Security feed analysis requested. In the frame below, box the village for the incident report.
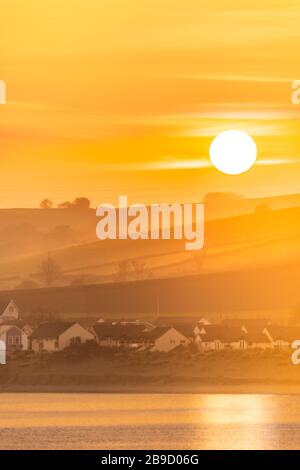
[0,299,299,360]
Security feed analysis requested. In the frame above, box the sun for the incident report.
[209,130,257,175]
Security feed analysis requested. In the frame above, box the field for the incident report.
[0,196,299,290]
[0,256,299,322]
[1,347,300,394]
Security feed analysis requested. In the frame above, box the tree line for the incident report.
[40,197,91,209]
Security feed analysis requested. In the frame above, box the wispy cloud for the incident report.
[94,156,300,172]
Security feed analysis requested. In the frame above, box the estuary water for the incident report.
[1,393,300,449]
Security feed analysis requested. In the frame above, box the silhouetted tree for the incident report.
[71,197,91,209]
[40,199,53,209]
[131,260,147,280]
[58,201,72,209]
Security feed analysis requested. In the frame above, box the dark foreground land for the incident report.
[1,345,300,394]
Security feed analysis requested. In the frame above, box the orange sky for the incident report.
[1,0,300,207]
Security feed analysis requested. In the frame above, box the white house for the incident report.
[195,325,248,352]
[0,300,19,323]
[0,325,27,351]
[93,321,151,348]
[263,326,300,350]
[31,322,94,353]
[148,327,190,353]
[97,318,155,330]
[244,329,273,349]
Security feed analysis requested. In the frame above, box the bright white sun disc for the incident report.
[209,130,257,175]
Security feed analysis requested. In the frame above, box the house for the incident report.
[92,322,150,348]
[93,322,190,352]
[264,326,300,350]
[31,322,94,352]
[97,318,155,330]
[221,319,273,350]
[0,300,19,323]
[244,329,273,349]
[195,325,248,352]
[146,327,190,353]
[0,300,32,349]
[1,322,32,350]
[0,325,25,351]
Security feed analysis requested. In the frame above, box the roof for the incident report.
[93,322,148,341]
[221,318,271,330]
[0,325,21,336]
[154,316,199,326]
[0,320,26,328]
[31,322,76,339]
[199,325,246,343]
[144,327,171,340]
[0,325,13,335]
[0,299,12,315]
[246,330,271,344]
[173,323,195,338]
[73,318,97,328]
[266,326,300,342]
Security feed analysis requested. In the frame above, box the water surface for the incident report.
[0,393,300,449]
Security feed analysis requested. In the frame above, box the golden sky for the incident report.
[1,0,300,207]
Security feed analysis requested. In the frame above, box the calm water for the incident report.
[1,393,300,449]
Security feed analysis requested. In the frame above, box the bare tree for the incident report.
[131,259,147,280]
[115,260,132,282]
[38,254,62,287]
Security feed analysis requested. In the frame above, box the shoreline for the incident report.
[2,381,300,394]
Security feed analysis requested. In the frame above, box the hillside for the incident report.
[0,192,299,261]
[0,257,300,320]
[0,205,299,289]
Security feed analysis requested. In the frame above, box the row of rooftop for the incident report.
[0,300,299,355]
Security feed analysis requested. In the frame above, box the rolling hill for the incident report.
[0,258,299,320]
[0,205,299,289]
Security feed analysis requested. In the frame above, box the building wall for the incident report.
[198,339,248,352]
[274,340,291,350]
[197,339,223,352]
[98,338,148,348]
[6,327,23,350]
[58,323,94,350]
[32,338,58,353]
[226,340,247,350]
[21,331,29,351]
[0,339,6,364]
[151,328,189,353]
[98,338,121,347]
[248,342,273,349]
